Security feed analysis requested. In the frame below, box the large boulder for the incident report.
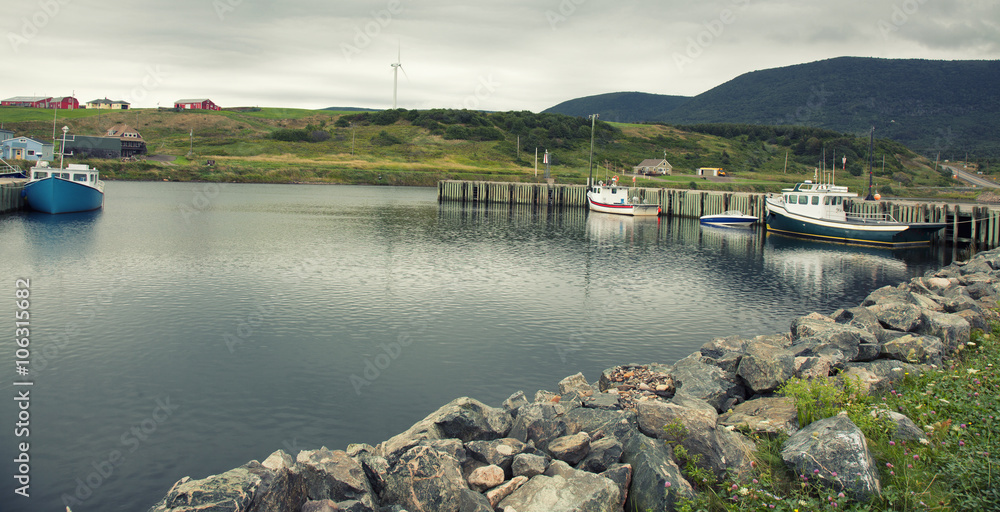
[577,436,624,473]
[866,302,923,332]
[637,395,754,480]
[621,433,693,512]
[254,450,307,512]
[781,414,881,502]
[791,313,876,362]
[564,407,639,444]
[465,437,527,476]
[380,445,469,512]
[559,372,596,398]
[148,463,270,512]
[498,469,621,512]
[917,310,970,353]
[718,397,798,436]
[547,432,592,465]
[508,402,576,451]
[736,341,795,394]
[832,306,887,343]
[880,333,945,366]
[670,353,745,411]
[840,360,925,395]
[346,444,388,498]
[377,397,512,463]
[294,448,376,510]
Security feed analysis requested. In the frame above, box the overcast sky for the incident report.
[4,0,998,112]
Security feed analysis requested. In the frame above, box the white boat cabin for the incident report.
[30,162,100,186]
[590,177,637,205]
[778,181,857,222]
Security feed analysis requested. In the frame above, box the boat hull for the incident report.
[587,197,660,216]
[765,199,944,248]
[23,177,104,214]
[700,214,756,227]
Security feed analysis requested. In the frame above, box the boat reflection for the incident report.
[585,211,660,247]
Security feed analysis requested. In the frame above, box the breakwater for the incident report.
[0,179,26,213]
[437,180,1000,249]
[146,241,999,512]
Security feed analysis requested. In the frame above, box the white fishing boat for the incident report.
[587,176,661,216]
[699,210,757,227]
[584,113,660,217]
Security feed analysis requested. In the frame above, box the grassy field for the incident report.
[0,106,977,199]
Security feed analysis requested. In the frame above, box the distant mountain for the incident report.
[544,57,1000,159]
[543,92,690,123]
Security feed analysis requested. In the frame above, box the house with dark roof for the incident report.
[0,129,13,142]
[62,135,122,159]
[86,98,130,110]
[174,98,221,111]
[105,123,147,157]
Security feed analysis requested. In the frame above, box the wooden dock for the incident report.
[0,178,26,213]
[438,180,1000,249]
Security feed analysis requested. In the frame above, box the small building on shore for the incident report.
[1,96,79,109]
[0,129,13,142]
[62,135,122,159]
[174,98,221,111]
[697,167,726,177]
[1,136,54,161]
[634,158,673,175]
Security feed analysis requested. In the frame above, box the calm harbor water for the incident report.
[0,182,955,511]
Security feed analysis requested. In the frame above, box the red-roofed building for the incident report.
[174,98,221,111]
[49,96,80,109]
[1,95,79,109]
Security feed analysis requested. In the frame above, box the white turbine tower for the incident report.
[390,45,407,109]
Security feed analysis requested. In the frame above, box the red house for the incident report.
[49,96,80,109]
[174,98,221,111]
[1,95,79,109]
[2,96,51,107]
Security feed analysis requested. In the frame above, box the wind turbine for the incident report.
[390,45,407,109]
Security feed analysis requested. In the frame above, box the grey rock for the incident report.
[790,312,837,340]
[381,445,469,512]
[855,343,881,362]
[254,450,307,512]
[457,488,494,512]
[621,432,693,512]
[917,310,970,353]
[862,285,910,306]
[301,500,340,512]
[543,460,576,478]
[718,396,799,436]
[781,414,881,501]
[345,444,388,498]
[498,470,621,512]
[599,463,632,511]
[840,360,925,395]
[419,439,467,465]
[295,448,375,509]
[465,437,527,476]
[881,333,945,366]
[503,390,529,415]
[547,432,591,465]
[670,353,745,411]
[794,355,834,380]
[564,407,639,444]
[966,281,1000,300]
[832,306,888,343]
[377,397,512,464]
[148,464,266,512]
[700,335,750,359]
[736,341,795,394]
[581,392,621,410]
[867,302,923,332]
[512,453,549,479]
[871,409,926,442]
[955,308,989,332]
[559,372,596,397]
[960,257,995,276]
[508,402,575,451]
[577,437,624,473]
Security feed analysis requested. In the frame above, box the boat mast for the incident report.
[587,113,598,188]
[864,126,875,200]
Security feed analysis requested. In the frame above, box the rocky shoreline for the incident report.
[146,248,1000,512]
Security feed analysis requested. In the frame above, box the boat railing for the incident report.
[846,211,898,224]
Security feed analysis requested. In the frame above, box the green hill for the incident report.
[543,92,690,123]
[544,57,1000,160]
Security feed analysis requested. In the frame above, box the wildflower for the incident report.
[739,487,750,496]
[908,464,913,469]
[914,454,920,460]
[919,438,930,445]
[889,440,895,446]
[731,484,738,491]
[814,469,820,474]
[968,368,979,374]
[838,492,845,498]
[753,479,759,484]
[890,470,895,475]
[886,462,894,468]
[664,481,671,488]
[831,471,838,477]
[959,440,965,446]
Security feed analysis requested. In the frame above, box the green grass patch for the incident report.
[672,327,999,511]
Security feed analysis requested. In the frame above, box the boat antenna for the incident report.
[864,126,875,200]
[588,113,598,188]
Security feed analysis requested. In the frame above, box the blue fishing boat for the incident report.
[764,180,945,248]
[22,161,104,214]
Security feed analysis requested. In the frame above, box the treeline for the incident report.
[332,108,619,156]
